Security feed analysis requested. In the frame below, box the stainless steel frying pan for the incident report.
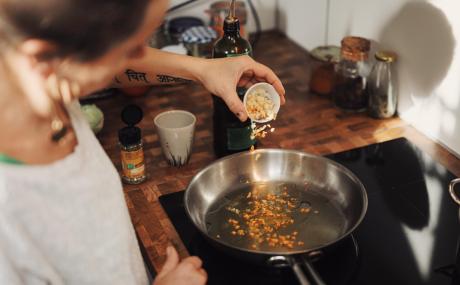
[184,149,368,285]
[450,179,460,206]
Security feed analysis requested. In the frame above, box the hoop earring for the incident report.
[46,75,80,143]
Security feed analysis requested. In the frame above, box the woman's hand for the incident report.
[153,246,207,285]
[197,55,285,122]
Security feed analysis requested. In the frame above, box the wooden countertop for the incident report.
[95,31,460,273]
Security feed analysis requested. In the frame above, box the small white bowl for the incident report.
[243,82,281,123]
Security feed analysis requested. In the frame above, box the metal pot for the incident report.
[449,178,460,284]
[450,178,460,207]
[184,149,368,285]
[450,178,460,223]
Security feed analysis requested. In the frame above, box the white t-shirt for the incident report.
[0,102,149,285]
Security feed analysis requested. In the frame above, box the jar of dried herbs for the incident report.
[333,36,371,112]
[368,51,398,119]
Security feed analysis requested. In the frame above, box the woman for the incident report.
[0,0,285,284]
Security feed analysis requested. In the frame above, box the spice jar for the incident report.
[310,46,340,95]
[333,36,371,112]
[368,51,398,119]
[118,105,146,185]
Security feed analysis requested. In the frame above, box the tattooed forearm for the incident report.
[125,69,149,83]
[113,71,191,87]
[156,75,191,84]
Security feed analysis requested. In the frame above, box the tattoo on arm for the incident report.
[114,76,121,84]
[156,75,191,84]
[125,69,149,83]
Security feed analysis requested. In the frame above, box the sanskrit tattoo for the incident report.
[125,69,149,83]
[156,75,191,84]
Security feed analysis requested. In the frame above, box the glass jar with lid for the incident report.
[333,36,371,112]
[310,46,341,96]
[368,51,398,119]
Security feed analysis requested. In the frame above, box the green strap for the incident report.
[0,153,23,165]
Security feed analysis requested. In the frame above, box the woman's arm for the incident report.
[113,47,285,122]
[112,48,203,87]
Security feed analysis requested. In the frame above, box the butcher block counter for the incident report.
[94,31,460,274]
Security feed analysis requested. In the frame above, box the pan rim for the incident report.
[184,148,369,256]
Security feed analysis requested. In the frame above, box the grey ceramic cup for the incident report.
[154,110,196,167]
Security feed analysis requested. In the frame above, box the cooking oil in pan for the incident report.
[205,182,347,253]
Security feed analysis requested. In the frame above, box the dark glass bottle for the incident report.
[212,4,255,158]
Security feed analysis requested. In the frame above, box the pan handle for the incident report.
[449,178,460,206]
[267,256,311,285]
[298,255,327,285]
[267,255,326,285]
[292,260,312,285]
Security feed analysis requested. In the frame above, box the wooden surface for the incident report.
[95,31,460,273]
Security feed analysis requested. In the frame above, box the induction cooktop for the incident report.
[159,138,460,285]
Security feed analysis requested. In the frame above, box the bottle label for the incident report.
[227,126,255,151]
[121,149,145,179]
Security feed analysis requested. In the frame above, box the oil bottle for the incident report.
[212,0,255,158]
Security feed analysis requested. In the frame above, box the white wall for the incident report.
[277,0,328,50]
[280,0,460,157]
[167,0,277,33]
[380,1,460,157]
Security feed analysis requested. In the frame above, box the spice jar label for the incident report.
[121,149,145,179]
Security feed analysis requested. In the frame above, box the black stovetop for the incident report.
[159,138,460,285]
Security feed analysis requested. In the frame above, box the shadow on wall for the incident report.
[378,1,455,113]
